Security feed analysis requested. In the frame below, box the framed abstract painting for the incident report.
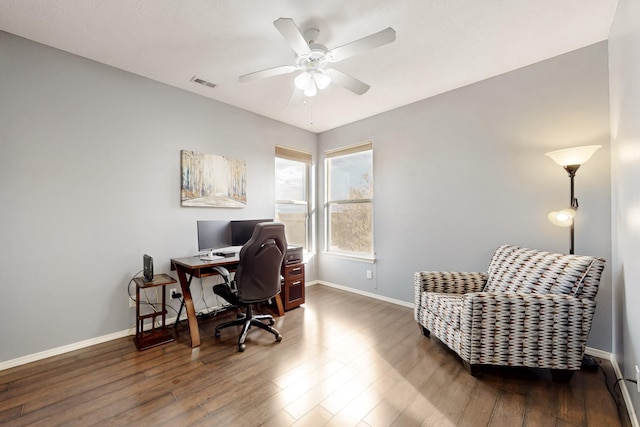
[181,150,247,207]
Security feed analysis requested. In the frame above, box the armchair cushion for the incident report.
[424,293,463,330]
[485,245,601,298]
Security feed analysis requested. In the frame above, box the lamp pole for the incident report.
[564,165,580,255]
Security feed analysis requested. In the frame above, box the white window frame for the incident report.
[324,141,374,260]
[275,145,312,251]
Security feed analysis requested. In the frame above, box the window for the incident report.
[275,146,312,250]
[325,141,373,257]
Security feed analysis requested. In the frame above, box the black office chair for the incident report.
[212,222,287,352]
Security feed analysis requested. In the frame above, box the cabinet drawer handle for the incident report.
[291,268,302,274]
[291,281,302,286]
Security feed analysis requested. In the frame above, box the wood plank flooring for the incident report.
[0,285,628,426]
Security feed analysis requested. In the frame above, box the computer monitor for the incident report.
[197,220,231,252]
[230,219,272,246]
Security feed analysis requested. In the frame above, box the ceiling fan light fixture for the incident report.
[314,71,331,90]
[304,78,317,97]
[294,72,311,90]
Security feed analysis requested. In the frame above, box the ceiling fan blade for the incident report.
[327,27,396,63]
[239,65,298,83]
[287,87,305,106]
[326,69,370,95]
[273,18,311,56]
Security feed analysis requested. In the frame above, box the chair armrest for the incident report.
[414,271,487,295]
[458,292,597,368]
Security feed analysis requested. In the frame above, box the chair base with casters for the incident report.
[213,282,282,352]
[214,303,282,352]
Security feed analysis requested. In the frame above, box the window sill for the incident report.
[322,252,376,264]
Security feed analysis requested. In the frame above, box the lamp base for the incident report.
[581,354,599,371]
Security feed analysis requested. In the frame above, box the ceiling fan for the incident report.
[239,18,396,97]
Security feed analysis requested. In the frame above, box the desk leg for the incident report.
[175,265,201,348]
[274,294,284,317]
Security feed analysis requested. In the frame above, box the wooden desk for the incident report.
[171,256,284,348]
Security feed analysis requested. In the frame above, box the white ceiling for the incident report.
[0,0,618,133]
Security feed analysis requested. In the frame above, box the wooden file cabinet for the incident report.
[281,263,305,311]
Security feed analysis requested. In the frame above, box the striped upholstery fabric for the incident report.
[485,245,602,298]
[414,245,606,372]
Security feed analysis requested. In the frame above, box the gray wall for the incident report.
[609,0,640,416]
[317,42,613,351]
[0,32,316,363]
[0,30,615,364]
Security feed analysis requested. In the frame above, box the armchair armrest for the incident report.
[458,292,597,369]
[414,272,488,323]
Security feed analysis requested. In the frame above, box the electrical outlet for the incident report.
[635,365,639,392]
[366,270,373,279]
[170,288,178,298]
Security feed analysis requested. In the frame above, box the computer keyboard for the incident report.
[198,245,243,261]
[200,254,223,261]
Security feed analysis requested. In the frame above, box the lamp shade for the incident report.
[545,145,601,167]
[548,208,576,227]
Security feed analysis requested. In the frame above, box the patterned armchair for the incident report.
[414,245,606,380]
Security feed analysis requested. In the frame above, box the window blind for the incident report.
[325,141,372,159]
[275,145,312,164]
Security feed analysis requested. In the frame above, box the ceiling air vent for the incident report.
[190,76,217,89]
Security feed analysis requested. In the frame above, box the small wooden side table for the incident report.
[134,273,176,350]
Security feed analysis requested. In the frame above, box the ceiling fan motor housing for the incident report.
[297,46,329,71]
[303,28,320,44]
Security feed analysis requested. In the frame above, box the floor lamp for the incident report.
[546,144,601,369]
[545,145,601,255]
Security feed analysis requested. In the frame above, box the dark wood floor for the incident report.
[0,285,627,426]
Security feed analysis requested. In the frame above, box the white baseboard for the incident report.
[585,346,612,359]
[590,348,640,427]
[0,330,131,371]
[0,301,239,372]
[309,280,414,309]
